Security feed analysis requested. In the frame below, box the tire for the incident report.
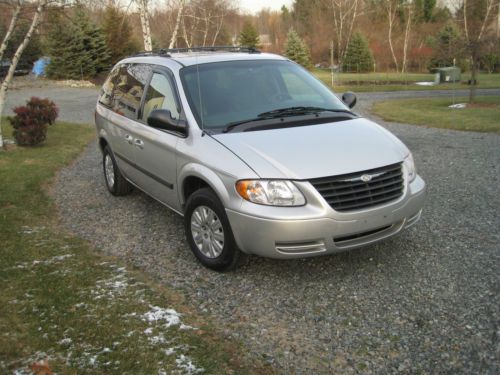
[102,145,132,196]
[184,187,242,271]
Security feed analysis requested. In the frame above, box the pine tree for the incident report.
[102,5,139,64]
[284,29,311,69]
[342,32,374,73]
[239,21,260,49]
[46,10,111,80]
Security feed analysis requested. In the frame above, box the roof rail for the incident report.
[132,46,260,58]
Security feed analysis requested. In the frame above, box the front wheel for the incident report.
[184,188,242,271]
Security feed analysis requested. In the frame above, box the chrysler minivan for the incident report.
[95,47,426,271]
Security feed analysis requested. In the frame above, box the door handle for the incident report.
[125,134,133,144]
[134,139,144,149]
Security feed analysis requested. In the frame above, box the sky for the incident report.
[239,0,293,14]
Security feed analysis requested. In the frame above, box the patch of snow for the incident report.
[449,103,467,109]
[175,355,204,374]
[164,348,176,356]
[415,81,436,86]
[144,327,153,335]
[148,335,167,345]
[142,306,181,328]
[59,338,72,346]
[32,254,74,266]
[89,355,98,366]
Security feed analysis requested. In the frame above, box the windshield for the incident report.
[180,60,348,130]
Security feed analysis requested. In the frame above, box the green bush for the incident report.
[9,97,59,146]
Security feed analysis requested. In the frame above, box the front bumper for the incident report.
[226,175,426,259]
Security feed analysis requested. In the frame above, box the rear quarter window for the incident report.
[98,66,119,107]
[110,64,151,119]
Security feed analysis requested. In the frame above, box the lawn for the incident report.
[0,122,271,374]
[312,69,500,93]
[371,96,500,133]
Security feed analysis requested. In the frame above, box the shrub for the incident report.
[9,97,59,146]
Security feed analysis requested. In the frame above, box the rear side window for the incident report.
[98,66,119,107]
[141,72,180,122]
[110,64,151,119]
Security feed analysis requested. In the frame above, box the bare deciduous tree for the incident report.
[385,0,400,72]
[169,0,186,48]
[401,2,414,73]
[136,0,152,51]
[455,0,499,102]
[0,0,22,63]
[0,0,48,149]
[324,0,360,66]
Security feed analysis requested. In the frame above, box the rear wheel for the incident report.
[103,145,132,196]
[184,188,241,271]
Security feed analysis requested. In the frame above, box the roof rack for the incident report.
[132,46,261,58]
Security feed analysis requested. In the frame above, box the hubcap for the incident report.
[104,154,115,188]
[190,206,224,258]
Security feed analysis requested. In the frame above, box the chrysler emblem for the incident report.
[360,174,372,182]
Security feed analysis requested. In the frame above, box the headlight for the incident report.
[236,180,306,206]
[403,153,416,182]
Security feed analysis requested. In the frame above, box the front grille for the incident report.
[309,163,404,212]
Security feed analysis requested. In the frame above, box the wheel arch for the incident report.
[178,163,232,209]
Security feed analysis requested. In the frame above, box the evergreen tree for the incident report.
[102,4,139,64]
[423,0,436,22]
[284,28,311,68]
[239,21,260,49]
[342,32,374,72]
[428,22,463,69]
[46,10,111,80]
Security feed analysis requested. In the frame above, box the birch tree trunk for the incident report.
[401,4,413,74]
[386,0,399,72]
[169,0,185,49]
[0,0,46,149]
[0,1,22,63]
[137,0,152,51]
[328,0,359,68]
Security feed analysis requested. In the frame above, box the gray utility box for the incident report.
[436,67,461,83]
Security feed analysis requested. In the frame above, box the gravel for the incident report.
[51,89,500,374]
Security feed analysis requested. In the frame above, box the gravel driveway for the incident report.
[49,86,499,374]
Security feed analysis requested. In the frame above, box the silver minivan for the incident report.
[95,47,426,271]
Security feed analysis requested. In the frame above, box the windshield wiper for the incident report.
[258,106,353,118]
[222,107,355,133]
[222,117,271,133]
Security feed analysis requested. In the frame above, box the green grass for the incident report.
[0,122,271,374]
[312,69,500,92]
[371,96,500,133]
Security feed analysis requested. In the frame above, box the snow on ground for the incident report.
[5,260,204,374]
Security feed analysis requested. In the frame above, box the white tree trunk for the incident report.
[0,1,22,63]
[402,5,412,74]
[138,0,152,51]
[0,0,46,149]
[169,0,185,49]
[386,0,399,72]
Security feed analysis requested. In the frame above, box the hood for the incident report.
[212,117,408,179]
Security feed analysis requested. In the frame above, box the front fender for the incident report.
[177,163,235,209]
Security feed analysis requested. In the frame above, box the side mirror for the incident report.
[147,109,187,135]
[342,92,357,109]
